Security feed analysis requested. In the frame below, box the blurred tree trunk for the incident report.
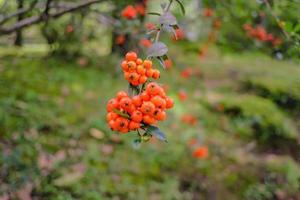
[14,0,24,46]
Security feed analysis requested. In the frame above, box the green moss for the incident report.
[219,95,298,142]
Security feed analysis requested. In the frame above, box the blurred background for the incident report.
[0,0,300,199]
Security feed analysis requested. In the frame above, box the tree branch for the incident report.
[0,0,105,35]
[0,0,38,25]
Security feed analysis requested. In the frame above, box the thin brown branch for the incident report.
[0,0,105,35]
[0,0,38,25]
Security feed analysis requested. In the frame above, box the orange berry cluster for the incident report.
[121,52,160,86]
[106,82,174,133]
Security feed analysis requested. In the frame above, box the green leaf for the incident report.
[113,109,130,119]
[148,12,161,16]
[175,0,185,15]
[147,125,168,142]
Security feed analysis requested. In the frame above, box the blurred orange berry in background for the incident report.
[181,114,197,126]
[203,8,214,17]
[164,59,172,69]
[122,5,137,20]
[66,25,74,33]
[115,35,126,45]
[193,146,209,159]
[139,38,152,48]
[135,4,146,16]
[145,22,156,30]
[178,90,187,102]
[172,28,185,41]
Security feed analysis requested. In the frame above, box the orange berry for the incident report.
[127,104,136,114]
[119,97,132,111]
[164,59,172,69]
[139,75,147,84]
[131,81,140,86]
[119,128,129,133]
[132,95,142,107]
[117,91,128,100]
[140,92,150,101]
[131,110,143,122]
[137,65,146,75]
[129,121,140,130]
[108,120,117,130]
[143,60,152,69]
[107,112,118,121]
[146,82,160,96]
[141,101,155,115]
[124,72,130,81]
[153,109,166,121]
[136,58,143,65]
[107,98,119,112]
[127,61,137,72]
[165,97,174,109]
[125,51,137,61]
[152,69,160,79]
[143,115,156,124]
[128,72,139,82]
[146,69,154,77]
[151,95,166,109]
[158,87,166,98]
[115,117,129,130]
[121,61,128,71]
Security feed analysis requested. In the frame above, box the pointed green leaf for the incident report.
[175,0,185,15]
[147,125,168,142]
[148,12,161,16]
[113,109,130,119]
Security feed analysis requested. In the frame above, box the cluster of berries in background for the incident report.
[121,52,160,86]
[106,52,174,134]
[121,1,147,20]
[243,24,282,47]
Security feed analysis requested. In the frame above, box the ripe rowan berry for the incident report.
[128,72,139,83]
[143,60,152,69]
[137,65,146,75]
[143,115,156,125]
[165,97,174,109]
[115,117,129,130]
[139,75,147,84]
[117,91,128,100]
[131,110,143,122]
[132,95,142,107]
[151,95,166,109]
[109,120,117,130]
[107,112,118,121]
[152,69,160,79]
[141,101,155,115]
[119,97,132,111]
[146,82,160,96]
[125,51,137,61]
[146,69,154,77]
[127,61,137,72]
[136,58,143,65]
[153,109,166,121]
[121,61,128,71]
[107,98,119,112]
[140,92,150,101]
[129,121,140,130]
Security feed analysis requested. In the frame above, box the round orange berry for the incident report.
[152,69,160,79]
[125,52,137,61]
[139,75,147,84]
[107,98,119,112]
[137,65,146,75]
[154,110,166,121]
[141,101,155,115]
[127,61,137,72]
[128,72,139,82]
[146,69,154,77]
[119,97,132,111]
[143,115,156,124]
[151,95,166,109]
[136,58,143,65]
[107,112,118,121]
[129,121,140,130]
[143,60,152,69]
[131,110,143,122]
[121,61,128,71]
[115,117,129,130]
[165,97,174,109]
[146,82,160,96]
[117,91,128,100]
[132,95,142,107]
[140,92,150,101]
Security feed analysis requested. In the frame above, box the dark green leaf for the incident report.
[175,0,185,15]
[148,12,161,16]
[113,109,130,119]
[147,125,168,142]
[128,84,140,96]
